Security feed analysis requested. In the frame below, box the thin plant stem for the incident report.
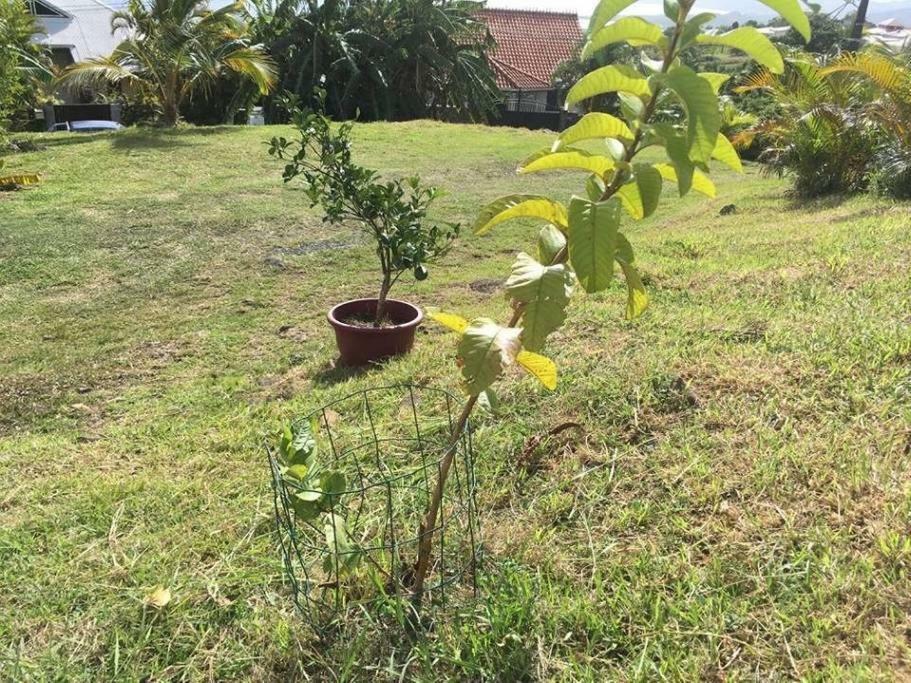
[409,5,692,609]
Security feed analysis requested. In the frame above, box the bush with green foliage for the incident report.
[738,49,911,198]
[251,0,499,123]
[268,89,459,325]
[0,0,45,135]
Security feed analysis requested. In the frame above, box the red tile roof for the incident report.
[477,8,584,91]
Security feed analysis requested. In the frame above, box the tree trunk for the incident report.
[374,275,391,327]
[851,0,870,48]
[410,397,476,610]
[161,101,179,127]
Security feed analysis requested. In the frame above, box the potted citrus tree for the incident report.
[269,89,459,367]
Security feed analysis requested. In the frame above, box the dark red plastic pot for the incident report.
[327,298,423,367]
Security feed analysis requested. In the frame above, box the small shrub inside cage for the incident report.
[268,385,481,629]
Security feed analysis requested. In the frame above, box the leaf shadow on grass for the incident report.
[109,132,199,152]
[783,193,853,213]
[310,360,376,387]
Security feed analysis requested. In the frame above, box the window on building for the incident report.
[27,0,66,17]
[50,47,74,69]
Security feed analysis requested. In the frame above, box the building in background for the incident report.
[477,8,583,115]
[866,18,911,50]
[26,0,124,70]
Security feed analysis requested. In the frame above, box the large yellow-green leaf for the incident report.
[519,149,616,179]
[654,164,716,198]
[473,195,568,235]
[712,133,743,172]
[588,0,637,34]
[565,65,651,108]
[756,0,811,41]
[583,17,666,58]
[662,65,721,164]
[567,197,621,294]
[617,260,649,319]
[699,72,731,94]
[652,124,696,196]
[537,225,567,264]
[506,252,574,352]
[516,351,558,391]
[428,310,469,334]
[556,113,633,149]
[616,164,664,219]
[696,28,785,74]
[457,319,522,396]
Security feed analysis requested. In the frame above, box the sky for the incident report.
[485,0,910,21]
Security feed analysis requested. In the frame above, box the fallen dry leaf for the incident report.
[144,586,171,609]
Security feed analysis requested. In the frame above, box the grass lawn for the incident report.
[1,122,910,681]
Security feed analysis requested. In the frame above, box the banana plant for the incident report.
[411,0,811,607]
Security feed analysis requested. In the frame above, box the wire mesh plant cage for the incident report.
[267,384,481,630]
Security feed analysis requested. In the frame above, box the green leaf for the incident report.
[290,494,322,521]
[323,513,361,574]
[616,164,663,219]
[699,72,731,94]
[477,388,500,414]
[605,138,627,161]
[652,125,696,196]
[618,92,645,123]
[537,224,567,264]
[519,149,617,179]
[565,65,651,108]
[616,232,635,264]
[755,0,811,41]
[285,464,310,481]
[586,174,607,202]
[712,133,743,172]
[696,28,785,74]
[457,319,522,396]
[567,197,622,294]
[557,113,634,148]
[506,252,574,352]
[663,0,680,22]
[655,164,716,198]
[617,260,649,319]
[679,13,718,47]
[661,65,722,164]
[321,471,346,503]
[588,0,637,33]
[295,487,323,503]
[279,419,317,468]
[474,195,568,235]
[583,17,666,59]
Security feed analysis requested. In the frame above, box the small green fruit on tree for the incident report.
[413,0,810,605]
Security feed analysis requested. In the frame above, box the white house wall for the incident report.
[32,0,126,61]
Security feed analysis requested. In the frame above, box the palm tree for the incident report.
[251,0,498,123]
[736,49,911,196]
[58,0,276,126]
